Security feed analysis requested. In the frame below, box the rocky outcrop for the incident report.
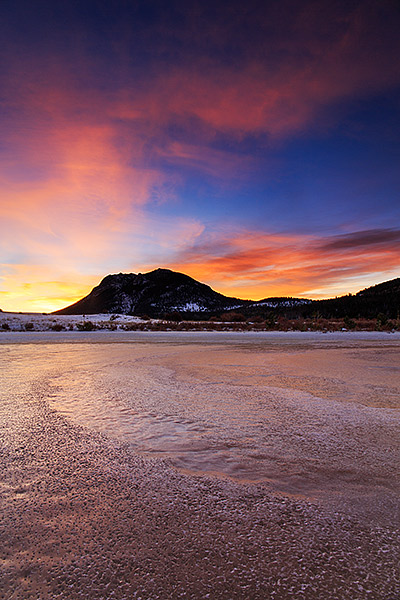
[53,269,248,316]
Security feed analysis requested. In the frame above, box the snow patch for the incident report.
[171,302,208,312]
[251,299,312,308]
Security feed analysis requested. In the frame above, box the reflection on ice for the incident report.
[1,331,400,600]
[34,332,400,517]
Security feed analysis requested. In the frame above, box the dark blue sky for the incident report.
[0,0,399,310]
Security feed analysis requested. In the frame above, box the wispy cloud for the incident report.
[0,1,399,309]
[161,227,400,299]
[320,229,400,251]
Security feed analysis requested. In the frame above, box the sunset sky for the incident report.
[1,0,400,312]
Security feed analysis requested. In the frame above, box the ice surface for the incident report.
[0,332,399,599]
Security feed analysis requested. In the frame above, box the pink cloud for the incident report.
[1,0,399,311]
[161,228,400,299]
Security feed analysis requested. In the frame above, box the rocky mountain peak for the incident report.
[54,269,245,316]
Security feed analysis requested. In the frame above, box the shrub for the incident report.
[277,316,291,330]
[1,322,10,330]
[163,311,182,322]
[249,315,265,323]
[343,316,356,330]
[376,313,388,328]
[123,323,139,331]
[221,312,246,322]
[77,321,96,331]
[264,313,276,329]
[24,322,34,331]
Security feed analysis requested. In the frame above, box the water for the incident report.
[1,331,400,519]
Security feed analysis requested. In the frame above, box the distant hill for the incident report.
[306,277,400,319]
[53,269,248,316]
[357,277,400,298]
[54,270,400,319]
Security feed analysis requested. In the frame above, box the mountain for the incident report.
[244,278,400,320]
[53,270,400,319]
[53,269,248,316]
[356,277,400,299]
[305,277,400,319]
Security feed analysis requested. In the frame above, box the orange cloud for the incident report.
[1,0,399,311]
[161,228,400,300]
[0,94,205,311]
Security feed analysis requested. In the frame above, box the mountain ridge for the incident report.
[53,268,247,317]
[52,269,400,319]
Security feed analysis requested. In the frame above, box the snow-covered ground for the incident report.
[0,311,144,331]
[1,311,399,337]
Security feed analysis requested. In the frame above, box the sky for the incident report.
[1,0,400,312]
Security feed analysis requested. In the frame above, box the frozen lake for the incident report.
[1,331,400,599]
[2,331,399,523]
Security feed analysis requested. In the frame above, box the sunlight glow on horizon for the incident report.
[1,1,399,312]
[1,259,399,313]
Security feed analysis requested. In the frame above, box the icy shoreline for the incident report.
[2,369,399,599]
[1,333,399,599]
[1,327,400,345]
[1,311,399,336]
